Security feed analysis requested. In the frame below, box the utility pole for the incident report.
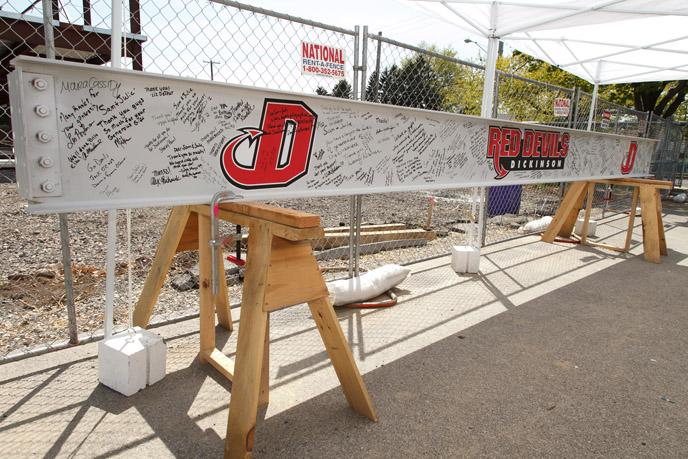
[203,59,221,81]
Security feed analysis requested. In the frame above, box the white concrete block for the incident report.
[98,327,166,396]
[451,245,480,273]
[575,218,597,237]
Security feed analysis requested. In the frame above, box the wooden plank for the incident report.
[207,349,235,381]
[586,241,627,253]
[133,206,191,328]
[639,186,661,264]
[226,221,272,458]
[198,212,216,361]
[624,187,640,252]
[308,296,377,422]
[221,201,320,228]
[214,242,233,331]
[593,178,672,189]
[313,228,436,250]
[176,215,199,252]
[324,223,406,234]
[579,182,595,245]
[191,205,324,241]
[264,237,329,311]
[259,314,270,408]
[542,181,588,242]
[656,190,668,256]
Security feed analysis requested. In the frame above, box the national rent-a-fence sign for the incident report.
[300,41,345,79]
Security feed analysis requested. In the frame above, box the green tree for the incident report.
[423,45,483,115]
[314,80,352,98]
[630,81,688,118]
[508,51,592,92]
[364,56,444,110]
[509,51,687,119]
[365,70,380,102]
[331,79,352,98]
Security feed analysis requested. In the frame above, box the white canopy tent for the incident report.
[408,0,688,125]
[406,0,687,245]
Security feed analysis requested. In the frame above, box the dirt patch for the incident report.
[0,183,563,356]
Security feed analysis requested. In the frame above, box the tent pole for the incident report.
[104,0,123,339]
[586,61,602,131]
[480,37,499,118]
[111,0,122,68]
[586,81,599,131]
[477,3,499,248]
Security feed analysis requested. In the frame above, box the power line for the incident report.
[203,59,221,81]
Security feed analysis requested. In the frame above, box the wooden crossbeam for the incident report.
[593,178,672,189]
[190,205,324,242]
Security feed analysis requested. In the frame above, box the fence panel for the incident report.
[0,0,363,360]
[575,90,651,138]
[482,73,576,245]
[0,0,679,362]
[349,33,485,269]
[494,71,575,127]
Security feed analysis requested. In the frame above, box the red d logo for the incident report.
[220,99,317,189]
[621,141,637,175]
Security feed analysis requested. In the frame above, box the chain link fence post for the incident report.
[480,71,501,247]
[353,26,369,277]
[348,25,361,278]
[42,0,79,345]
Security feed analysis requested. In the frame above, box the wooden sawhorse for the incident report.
[541,178,671,263]
[133,202,377,458]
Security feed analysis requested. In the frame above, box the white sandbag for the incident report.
[327,264,411,306]
[574,218,597,237]
[520,216,552,233]
[451,245,480,273]
[672,192,687,203]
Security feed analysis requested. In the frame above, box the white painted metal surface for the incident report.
[9,57,655,213]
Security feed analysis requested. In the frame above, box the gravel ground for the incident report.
[0,183,566,356]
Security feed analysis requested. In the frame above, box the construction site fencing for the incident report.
[0,0,680,362]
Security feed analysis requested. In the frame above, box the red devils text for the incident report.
[220,99,317,189]
[620,141,637,174]
[487,126,570,179]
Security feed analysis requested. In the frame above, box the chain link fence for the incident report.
[0,0,682,361]
[482,72,575,245]
[350,32,484,270]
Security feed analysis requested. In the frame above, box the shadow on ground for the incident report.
[1,215,687,458]
[252,249,688,457]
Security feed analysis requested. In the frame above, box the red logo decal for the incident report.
[487,126,570,179]
[621,141,637,175]
[220,99,317,189]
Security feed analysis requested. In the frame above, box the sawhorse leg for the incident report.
[224,223,376,458]
[133,206,191,327]
[308,296,377,421]
[134,206,232,330]
[542,181,589,242]
[623,187,640,252]
[579,182,596,245]
[639,186,667,263]
[226,221,272,457]
[656,190,668,256]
